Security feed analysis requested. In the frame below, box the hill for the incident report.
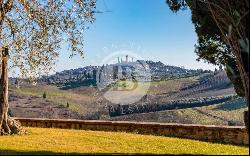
[8,60,247,126]
[8,69,247,126]
[35,60,210,88]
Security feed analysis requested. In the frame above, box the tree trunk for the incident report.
[241,67,249,133]
[231,38,249,133]
[206,1,249,132]
[0,47,24,135]
[244,110,249,133]
[241,69,249,133]
[0,48,11,134]
[239,61,249,133]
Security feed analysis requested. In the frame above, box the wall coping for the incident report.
[14,117,246,130]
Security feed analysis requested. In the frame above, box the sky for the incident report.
[55,0,216,72]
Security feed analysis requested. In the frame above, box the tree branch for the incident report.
[18,0,34,18]
[18,0,46,29]
[5,17,15,39]
[3,0,13,13]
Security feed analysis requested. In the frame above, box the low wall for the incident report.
[15,118,249,145]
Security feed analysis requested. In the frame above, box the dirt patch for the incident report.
[9,90,84,120]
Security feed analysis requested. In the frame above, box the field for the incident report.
[9,85,98,119]
[8,72,247,126]
[111,97,247,125]
[0,127,248,155]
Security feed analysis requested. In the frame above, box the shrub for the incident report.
[43,92,47,98]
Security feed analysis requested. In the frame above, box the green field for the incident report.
[0,127,248,155]
[110,97,247,125]
[175,97,247,125]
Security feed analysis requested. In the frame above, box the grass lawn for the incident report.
[0,128,248,155]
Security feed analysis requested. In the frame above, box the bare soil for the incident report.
[9,90,84,119]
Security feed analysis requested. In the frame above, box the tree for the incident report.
[43,92,47,99]
[0,0,96,135]
[14,77,19,88]
[166,0,249,130]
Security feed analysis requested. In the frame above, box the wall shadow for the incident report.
[0,150,201,155]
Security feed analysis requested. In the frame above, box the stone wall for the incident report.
[15,118,249,145]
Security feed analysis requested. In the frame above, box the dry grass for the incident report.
[148,77,198,95]
[11,85,96,114]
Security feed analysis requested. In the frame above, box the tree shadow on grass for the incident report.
[0,150,203,155]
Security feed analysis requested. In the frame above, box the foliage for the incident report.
[225,60,245,97]
[0,0,96,80]
[59,79,97,90]
[42,91,46,99]
[165,0,249,97]
[109,95,237,117]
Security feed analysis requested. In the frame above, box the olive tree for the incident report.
[0,0,96,135]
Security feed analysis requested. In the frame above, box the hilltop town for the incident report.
[37,57,212,87]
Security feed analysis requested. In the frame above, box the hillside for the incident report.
[8,65,247,126]
[110,97,247,126]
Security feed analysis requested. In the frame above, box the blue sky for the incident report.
[55,0,216,72]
